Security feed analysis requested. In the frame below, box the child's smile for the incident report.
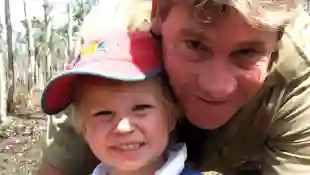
[109,141,147,160]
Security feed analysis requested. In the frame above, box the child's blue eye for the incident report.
[93,110,114,117]
[132,104,154,111]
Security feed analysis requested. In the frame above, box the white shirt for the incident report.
[92,143,187,175]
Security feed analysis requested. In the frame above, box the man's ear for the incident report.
[150,0,163,35]
[151,17,162,35]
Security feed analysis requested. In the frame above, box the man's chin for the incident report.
[182,98,237,129]
[186,111,232,130]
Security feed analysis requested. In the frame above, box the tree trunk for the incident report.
[0,52,7,123]
[43,0,52,81]
[0,11,6,123]
[37,53,45,89]
[305,0,310,12]
[5,0,15,114]
[24,0,36,90]
[90,0,99,8]
[66,2,73,66]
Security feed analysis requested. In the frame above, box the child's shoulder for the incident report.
[180,168,204,175]
[92,162,109,175]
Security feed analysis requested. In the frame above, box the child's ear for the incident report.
[169,119,176,132]
[168,103,183,132]
[169,114,180,132]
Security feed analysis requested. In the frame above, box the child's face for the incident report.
[75,78,173,171]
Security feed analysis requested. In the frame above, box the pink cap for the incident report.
[41,28,161,114]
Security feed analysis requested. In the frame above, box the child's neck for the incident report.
[109,156,165,175]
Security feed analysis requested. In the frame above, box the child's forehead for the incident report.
[72,78,162,109]
[75,76,122,87]
[73,77,158,96]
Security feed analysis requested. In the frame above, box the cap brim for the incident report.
[41,59,161,115]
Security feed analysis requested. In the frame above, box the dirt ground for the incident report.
[0,113,46,175]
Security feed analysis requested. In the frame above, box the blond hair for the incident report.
[71,75,180,135]
[154,0,302,31]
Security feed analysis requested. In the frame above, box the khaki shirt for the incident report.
[42,9,310,175]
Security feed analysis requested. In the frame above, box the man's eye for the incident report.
[233,48,258,58]
[185,40,204,50]
[93,110,115,117]
[231,48,263,68]
[132,104,154,112]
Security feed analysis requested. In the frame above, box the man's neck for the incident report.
[109,156,164,175]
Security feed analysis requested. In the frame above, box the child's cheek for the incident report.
[84,122,110,162]
[84,120,109,142]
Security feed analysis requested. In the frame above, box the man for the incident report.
[38,0,310,174]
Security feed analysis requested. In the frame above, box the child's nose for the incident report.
[114,118,134,134]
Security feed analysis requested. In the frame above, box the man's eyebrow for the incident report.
[177,27,209,39]
[177,28,268,49]
[235,41,266,49]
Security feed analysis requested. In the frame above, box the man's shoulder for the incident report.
[275,10,310,82]
[265,10,310,120]
[260,10,310,118]
[284,10,310,57]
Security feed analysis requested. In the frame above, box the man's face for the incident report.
[160,4,278,129]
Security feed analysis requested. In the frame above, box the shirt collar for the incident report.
[156,143,187,175]
[92,143,187,175]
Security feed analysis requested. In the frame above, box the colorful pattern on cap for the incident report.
[81,41,106,57]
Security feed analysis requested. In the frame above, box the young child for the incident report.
[40,6,203,175]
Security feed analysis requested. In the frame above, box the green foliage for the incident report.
[19,0,93,61]
[72,0,92,26]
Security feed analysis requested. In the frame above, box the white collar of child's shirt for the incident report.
[92,143,187,175]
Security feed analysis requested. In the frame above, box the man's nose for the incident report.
[113,118,134,134]
[198,62,237,99]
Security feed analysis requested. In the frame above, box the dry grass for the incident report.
[0,85,46,175]
[0,114,46,175]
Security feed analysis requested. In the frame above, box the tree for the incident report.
[66,2,73,65]
[72,0,92,32]
[0,12,7,122]
[19,0,92,83]
[21,16,68,76]
[89,0,99,6]
[24,0,36,90]
[43,0,52,82]
[5,0,15,114]
[21,16,48,88]
[305,0,310,12]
